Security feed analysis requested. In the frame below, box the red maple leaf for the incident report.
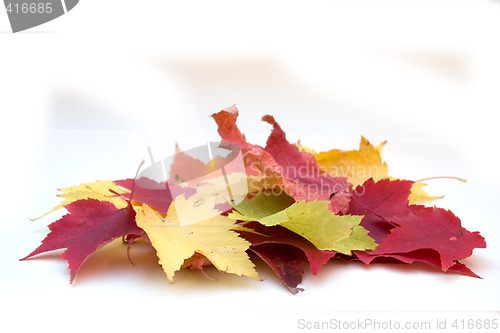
[114,178,195,215]
[365,249,482,278]
[21,199,144,283]
[167,143,212,184]
[262,115,350,212]
[369,206,486,271]
[348,179,486,276]
[250,243,306,294]
[211,106,350,213]
[211,105,256,150]
[237,222,337,293]
[348,178,413,243]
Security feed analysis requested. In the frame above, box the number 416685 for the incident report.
[6,2,53,14]
[452,319,498,330]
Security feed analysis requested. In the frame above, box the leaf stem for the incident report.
[415,176,467,183]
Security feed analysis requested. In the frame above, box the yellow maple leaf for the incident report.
[135,195,260,283]
[408,181,444,205]
[33,180,129,220]
[314,136,389,186]
[387,177,443,205]
[302,138,450,205]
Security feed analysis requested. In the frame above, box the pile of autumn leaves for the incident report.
[22,106,486,293]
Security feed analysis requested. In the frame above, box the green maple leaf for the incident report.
[333,216,378,254]
[229,191,376,253]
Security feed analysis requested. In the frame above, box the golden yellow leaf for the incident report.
[314,136,389,186]
[135,195,260,283]
[34,180,129,220]
[246,175,280,195]
[297,140,318,155]
[408,181,443,205]
[387,177,443,205]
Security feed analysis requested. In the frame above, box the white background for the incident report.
[1,1,499,332]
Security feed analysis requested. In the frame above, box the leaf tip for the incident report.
[289,286,305,295]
